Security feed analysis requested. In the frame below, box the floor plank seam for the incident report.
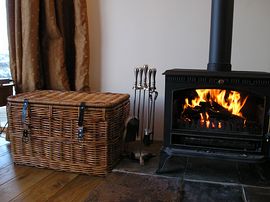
[0,161,14,170]
[47,173,80,200]
[10,170,56,201]
[0,151,9,157]
[0,176,17,187]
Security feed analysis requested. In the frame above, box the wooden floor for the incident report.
[0,137,105,202]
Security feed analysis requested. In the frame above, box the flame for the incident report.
[200,112,211,128]
[200,112,223,129]
[183,89,248,128]
[184,89,248,118]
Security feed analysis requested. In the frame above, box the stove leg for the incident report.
[156,148,172,174]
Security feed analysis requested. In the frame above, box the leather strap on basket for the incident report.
[22,99,30,143]
[78,102,86,140]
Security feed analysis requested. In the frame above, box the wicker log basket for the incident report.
[7,90,130,176]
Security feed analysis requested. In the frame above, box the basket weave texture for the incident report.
[7,90,130,176]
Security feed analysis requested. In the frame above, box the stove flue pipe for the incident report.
[207,0,234,72]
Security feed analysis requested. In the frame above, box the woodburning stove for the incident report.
[158,0,270,172]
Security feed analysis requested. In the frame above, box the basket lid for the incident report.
[7,90,130,108]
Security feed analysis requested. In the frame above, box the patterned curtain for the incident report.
[6,0,90,93]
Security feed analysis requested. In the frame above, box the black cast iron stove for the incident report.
[157,0,270,173]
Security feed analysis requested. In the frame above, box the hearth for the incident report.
[157,0,270,172]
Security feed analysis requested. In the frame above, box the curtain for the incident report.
[6,0,90,93]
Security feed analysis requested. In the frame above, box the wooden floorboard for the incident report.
[0,164,30,187]
[0,151,13,170]
[0,143,10,157]
[48,175,104,202]
[0,137,9,146]
[0,138,105,201]
[0,166,54,201]
[12,171,78,201]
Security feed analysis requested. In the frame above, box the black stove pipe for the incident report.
[207,0,234,71]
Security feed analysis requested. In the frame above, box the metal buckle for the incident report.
[78,126,84,141]
[78,102,86,141]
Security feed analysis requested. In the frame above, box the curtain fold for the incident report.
[74,0,90,91]
[6,0,90,93]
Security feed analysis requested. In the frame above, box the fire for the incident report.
[199,112,222,128]
[200,112,210,128]
[183,89,248,128]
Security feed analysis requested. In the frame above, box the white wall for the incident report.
[87,0,270,140]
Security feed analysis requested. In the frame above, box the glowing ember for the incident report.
[200,112,211,128]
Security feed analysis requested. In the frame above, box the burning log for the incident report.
[181,99,246,129]
[181,106,202,119]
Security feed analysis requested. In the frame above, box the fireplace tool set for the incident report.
[125,65,158,165]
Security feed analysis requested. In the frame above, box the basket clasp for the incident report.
[22,99,30,143]
[78,102,86,141]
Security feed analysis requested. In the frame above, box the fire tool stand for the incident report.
[124,65,158,165]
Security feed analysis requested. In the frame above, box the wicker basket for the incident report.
[7,90,130,176]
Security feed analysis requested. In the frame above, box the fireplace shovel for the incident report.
[125,68,140,142]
